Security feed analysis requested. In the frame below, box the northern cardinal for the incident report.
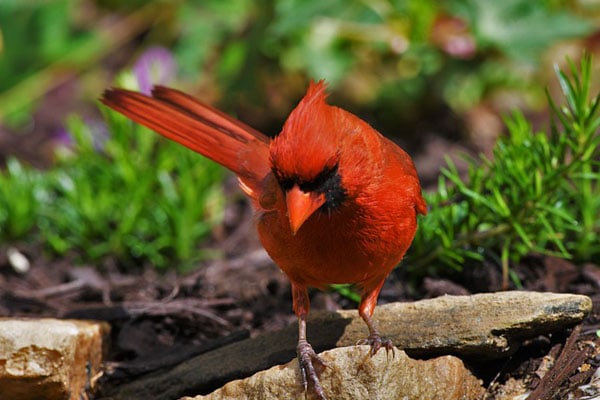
[101,81,426,399]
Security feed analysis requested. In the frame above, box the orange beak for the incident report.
[286,185,326,235]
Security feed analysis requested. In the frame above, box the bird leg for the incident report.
[292,283,328,399]
[357,280,394,356]
[357,310,394,356]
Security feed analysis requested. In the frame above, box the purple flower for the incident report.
[52,126,74,149]
[133,46,177,95]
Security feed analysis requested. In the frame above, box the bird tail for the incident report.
[100,86,271,198]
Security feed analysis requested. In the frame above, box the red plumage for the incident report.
[101,80,426,399]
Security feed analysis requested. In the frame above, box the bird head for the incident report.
[269,81,353,235]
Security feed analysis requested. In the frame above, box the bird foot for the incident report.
[297,340,328,400]
[357,333,394,356]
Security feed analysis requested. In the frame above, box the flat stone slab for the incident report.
[183,346,485,400]
[335,291,592,358]
[101,291,591,400]
[0,318,110,400]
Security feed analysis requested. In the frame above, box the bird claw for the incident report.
[297,340,328,400]
[357,333,394,357]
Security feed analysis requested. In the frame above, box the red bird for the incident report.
[101,81,426,399]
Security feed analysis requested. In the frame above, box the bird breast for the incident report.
[256,192,418,289]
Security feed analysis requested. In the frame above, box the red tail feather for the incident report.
[101,87,271,197]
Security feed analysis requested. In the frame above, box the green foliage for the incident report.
[236,0,589,110]
[0,110,225,271]
[117,0,592,117]
[0,0,594,129]
[175,0,256,80]
[406,55,600,284]
[266,0,392,84]
[0,0,82,91]
[450,0,591,61]
[0,0,99,124]
[0,159,45,241]
[435,0,592,113]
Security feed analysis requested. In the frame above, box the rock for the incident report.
[334,291,592,358]
[491,377,529,400]
[101,291,590,400]
[0,318,110,400]
[182,346,484,400]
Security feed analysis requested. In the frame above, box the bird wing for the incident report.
[385,137,428,216]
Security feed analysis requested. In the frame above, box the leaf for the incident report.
[457,0,592,61]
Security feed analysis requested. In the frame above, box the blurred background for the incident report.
[2,0,599,162]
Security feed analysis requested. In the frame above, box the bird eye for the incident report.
[299,164,338,193]
[273,168,295,191]
[272,163,340,195]
[279,179,295,191]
